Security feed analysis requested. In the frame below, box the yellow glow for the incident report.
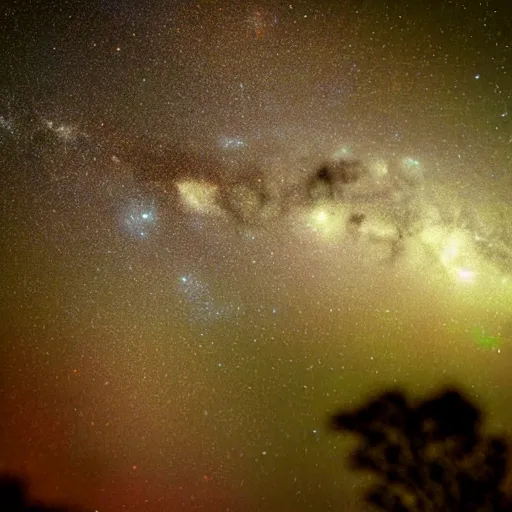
[176,180,222,215]
[314,210,328,224]
[456,267,476,283]
[306,206,347,239]
[420,228,482,284]
[440,240,459,265]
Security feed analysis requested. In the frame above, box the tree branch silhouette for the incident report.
[329,388,511,511]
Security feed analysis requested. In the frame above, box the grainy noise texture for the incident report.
[0,1,511,511]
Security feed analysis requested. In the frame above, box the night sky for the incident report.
[0,1,511,511]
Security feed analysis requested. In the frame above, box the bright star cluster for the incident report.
[121,197,158,238]
[178,273,241,324]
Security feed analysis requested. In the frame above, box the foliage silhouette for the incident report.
[0,474,76,512]
[329,388,511,511]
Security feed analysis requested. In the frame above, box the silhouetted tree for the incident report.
[0,474,75,512]
[329,388,511,511]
